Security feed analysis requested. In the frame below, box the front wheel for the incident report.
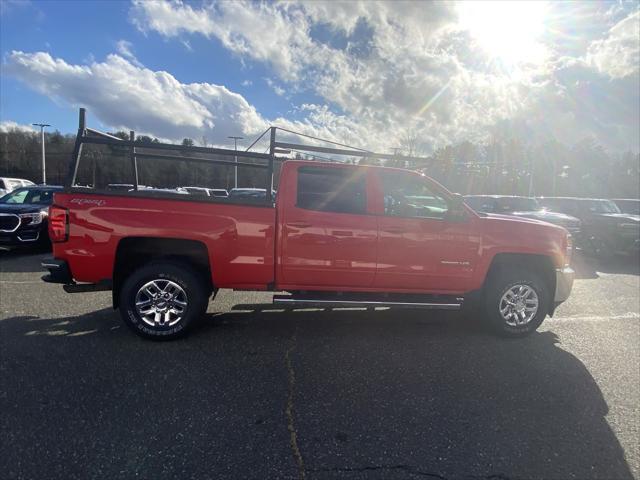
[119,262,208,340]
[484,268,550,337]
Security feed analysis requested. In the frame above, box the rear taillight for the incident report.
[48,205,68,242]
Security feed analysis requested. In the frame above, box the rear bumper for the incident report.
[41,257,112,293]
[41,257,73,284]
[555,267,574,303]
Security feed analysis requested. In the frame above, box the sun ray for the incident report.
[416,78,453,117]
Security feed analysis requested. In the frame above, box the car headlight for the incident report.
[19,211,45,226]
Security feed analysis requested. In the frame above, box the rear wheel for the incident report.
[119,262,208,340]
[484,268,549,337]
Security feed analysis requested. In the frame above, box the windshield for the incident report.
[495,197,540,212]
[583,200,621,214]
[615,201,640,215]
[0,188,56,205]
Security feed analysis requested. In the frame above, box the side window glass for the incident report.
[380,172,449,219]
[476,200,494,212]
[5,190,27,204]
[297,167,367,214]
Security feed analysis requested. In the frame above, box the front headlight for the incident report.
[19,211,44,226]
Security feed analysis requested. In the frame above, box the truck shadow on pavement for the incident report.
[0,308,633,480]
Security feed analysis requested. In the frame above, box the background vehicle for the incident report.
[228,187,276,200]
[612,199,640,216]
[0,185,62,249]
[464,195,582,239]
[136,187,189,195]
[42,110,574,340]
[107,183,136,191]
[537,197,639,257]
[207,188,229,198]
[182,187,210,196]
[0,177,34,198]
[181,187,230,198]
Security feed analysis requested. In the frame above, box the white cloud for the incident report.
[130,0,321,82]
[4,50,270,144]
[4,1,639,154]
[3,50,371,150]
[587,10,640,79]
[115,39,143,68]
[127,0,639,153]
[0,121,37,133]
[265,78,286,97]
[127,0,537,151]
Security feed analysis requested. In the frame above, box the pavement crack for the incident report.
[285,327,306,480]
[308,464,447,479]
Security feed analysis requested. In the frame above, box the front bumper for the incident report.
[0,227,43,248]
[555,266,575,303]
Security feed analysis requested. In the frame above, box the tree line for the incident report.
[1,127,638,199]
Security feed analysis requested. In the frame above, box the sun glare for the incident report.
[457,1,548,67]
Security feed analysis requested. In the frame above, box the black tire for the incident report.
[585,235,614,260]
[483,268,550,337]
[118,262,208,340]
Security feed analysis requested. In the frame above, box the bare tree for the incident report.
[401,130,421,157]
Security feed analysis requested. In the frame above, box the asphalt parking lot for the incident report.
[1,251,639,480]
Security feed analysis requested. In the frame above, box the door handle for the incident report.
[382,227,405,234]
[288,221,311,228]
[332,230,353,237]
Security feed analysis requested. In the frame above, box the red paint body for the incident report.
[52,162,569,295]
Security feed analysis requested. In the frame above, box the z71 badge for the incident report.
[70,198,107,207]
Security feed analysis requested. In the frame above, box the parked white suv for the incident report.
[0,178,35,198]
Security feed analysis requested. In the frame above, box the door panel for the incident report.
[375,215,479,292]
[373,170,480,293]
[281,209,377,287]
[279,165,377,288]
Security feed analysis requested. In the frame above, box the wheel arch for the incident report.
[484,252,557,313]
[112,237,213,309]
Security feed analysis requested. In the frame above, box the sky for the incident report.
[0,0,639,154]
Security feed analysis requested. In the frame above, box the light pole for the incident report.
[228,136,243,189]
[32,123,50,184]
[390,147,402,167]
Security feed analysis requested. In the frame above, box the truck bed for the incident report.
[52,192,276,290]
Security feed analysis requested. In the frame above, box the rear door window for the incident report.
[296,167,367,214]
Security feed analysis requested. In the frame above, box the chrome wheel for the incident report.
[135,279,188,327]
[499,284,539,327]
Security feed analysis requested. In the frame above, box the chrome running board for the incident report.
[272,294,463,310]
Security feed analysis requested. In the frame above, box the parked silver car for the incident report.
[0,177,35,198]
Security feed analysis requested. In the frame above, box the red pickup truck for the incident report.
[42,110,574,340]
